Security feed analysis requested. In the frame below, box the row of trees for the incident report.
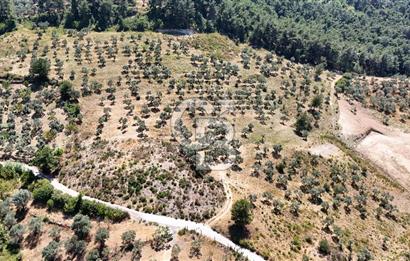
[148,0,410,76]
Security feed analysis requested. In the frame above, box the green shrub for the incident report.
[295,113,313,137]
[80,199,129,222]
[63,196,80,215]
[238,239,256,251]
[0,20,16,35]
[64,103,82,120]
[46,199,54,209]
[50,191,69,210]
[30,180,54,204]
[32,146,62,175]
[318,239,331,255]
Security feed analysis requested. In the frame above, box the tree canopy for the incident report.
[31,146,63,175]
[148,0,410,76]
[29,58,50,83]
[231,199,253,226]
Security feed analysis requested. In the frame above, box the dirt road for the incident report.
[2,162,265,261]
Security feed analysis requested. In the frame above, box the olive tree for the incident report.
[65,235,86,257]
[11,189,31,212]
[95,227,109,247]
[28,217,43,239]
[42,240,60,261]
[121,230,136,250]
[71,214,91,239]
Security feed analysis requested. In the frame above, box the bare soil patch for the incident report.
[309,143,343,159]
[338,98,410,190]
[357,131,410,189]
[338,99,388,137]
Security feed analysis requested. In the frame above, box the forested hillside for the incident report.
[148,0,410,77]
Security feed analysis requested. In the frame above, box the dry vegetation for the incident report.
[60,139,225,221]
[1,26,410,261]
[0,194,243,261]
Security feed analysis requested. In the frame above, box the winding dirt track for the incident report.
[206,171,233,226]
[2,162,265,261]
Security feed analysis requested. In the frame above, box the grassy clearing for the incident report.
[189,33,240,60]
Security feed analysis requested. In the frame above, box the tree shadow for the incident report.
[25,233,41,249]
[29,80,47,92]
[228,224,250,244]
[6,243,21,255]
[15,208,28,222]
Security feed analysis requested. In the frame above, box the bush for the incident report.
[335,75,352,93]
[151,226,173,251]
[30,180,54,204]
[295,113,313,137]
[13,165,36,189]
[80,199,129,222]
[50,191,69,210]
[121,230,136,250]
[64,103,82,120]
[0,20,16,35]
[60,81,79,103]
[0,165,19,180]
[63,195,82,215]
[318,239,331,255]
[79,200,101,217]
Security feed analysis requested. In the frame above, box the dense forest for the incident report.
[2,0,139,31]
[148,0,410,77]
[1,0,410,76]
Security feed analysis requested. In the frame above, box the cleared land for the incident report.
[338,98,410,190]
